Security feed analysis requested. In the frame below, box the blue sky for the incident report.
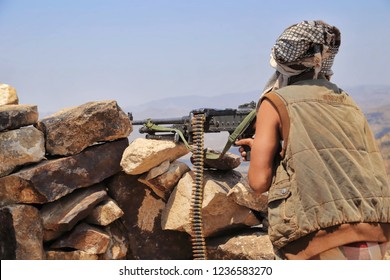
[0,0,389,113]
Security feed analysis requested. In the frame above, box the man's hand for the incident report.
[235,138,254,161]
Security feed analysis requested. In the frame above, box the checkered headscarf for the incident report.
[263,20,341,94]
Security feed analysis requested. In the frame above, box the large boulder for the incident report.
[0,83,18,106]
[0,204,44,260]
[120,138,189,175]
[138,160,190,200]
[0,104,38,132]
[107,172,192,260]
[0,138,128,206]
[207,230,274,260]
[40,184,108,233]
[50,223,110,255]
[0,126,45,177]
[161,170,260,237]
[36,100,132,156]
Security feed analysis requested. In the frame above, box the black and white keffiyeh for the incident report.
[263,20,341,95]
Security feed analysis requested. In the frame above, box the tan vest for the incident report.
[262,79,390,251]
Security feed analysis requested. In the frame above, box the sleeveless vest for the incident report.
[262,79,390,250]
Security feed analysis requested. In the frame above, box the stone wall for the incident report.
[2,84,388,260]
[0,84,272,260]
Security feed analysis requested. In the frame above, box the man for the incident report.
[236,20,390,260]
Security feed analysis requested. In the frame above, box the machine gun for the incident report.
[128,101,256,260]
[129,101,257,160]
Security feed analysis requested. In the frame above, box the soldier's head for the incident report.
[263,20,341,94]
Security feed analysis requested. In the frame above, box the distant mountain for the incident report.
[344,85,390,111]
[365,104,390,138]
[126,85,390,120]
[125,90,260,120]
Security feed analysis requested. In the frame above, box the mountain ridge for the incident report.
[126,85,390,120]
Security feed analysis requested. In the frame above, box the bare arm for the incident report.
[236,99,281,194]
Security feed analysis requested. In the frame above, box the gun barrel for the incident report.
[131,116,190,126]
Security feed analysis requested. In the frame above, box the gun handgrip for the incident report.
[243,145,251,161]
